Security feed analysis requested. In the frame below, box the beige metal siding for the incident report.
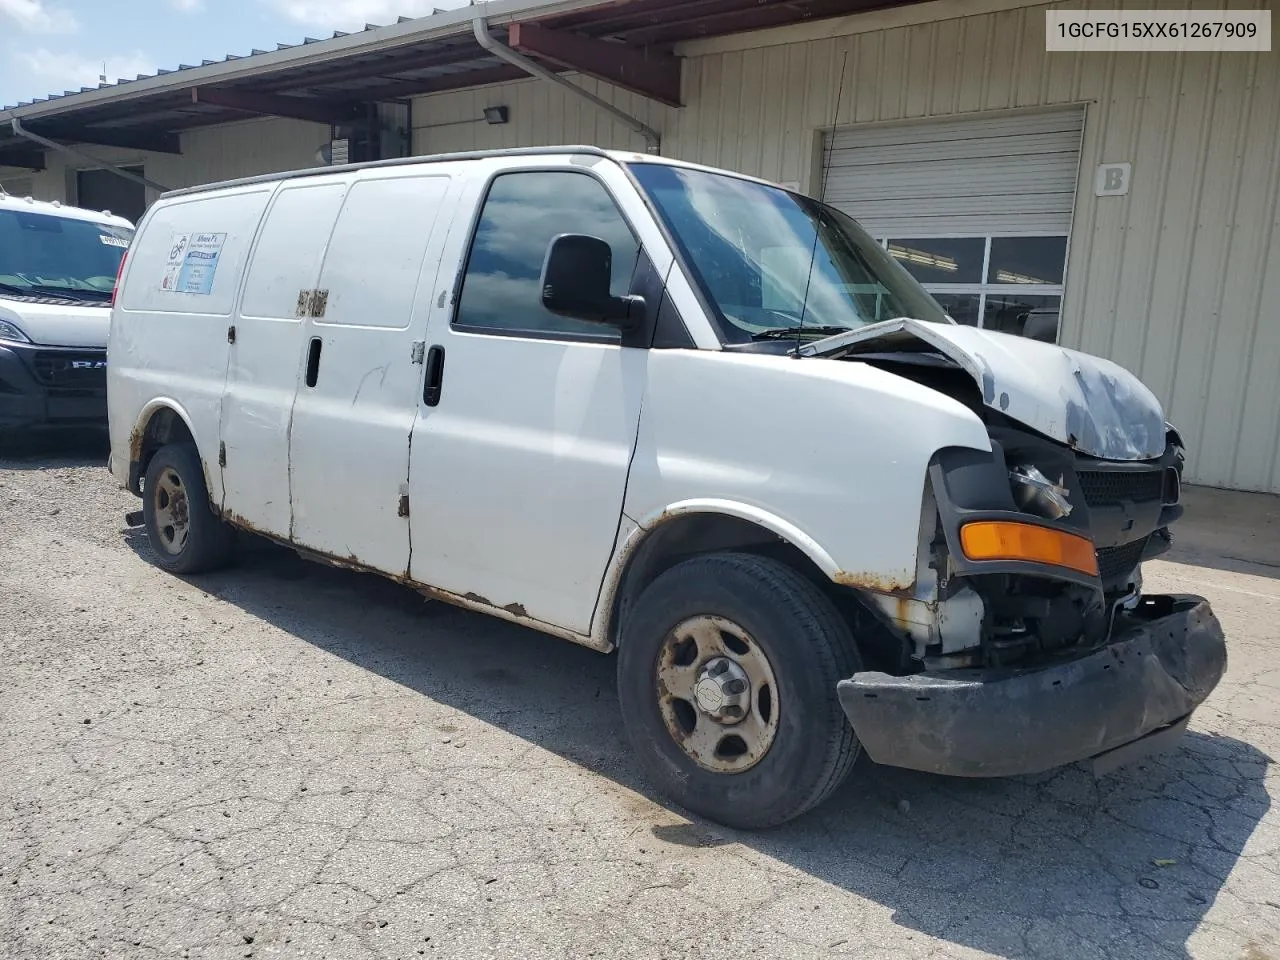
[0,117,328,215]
[658,1,1280,492]
[411,75,670,155]
[170,117,330,188]
[408,1,1277,491]
[821,107,1084,235]
[0,175,33,197]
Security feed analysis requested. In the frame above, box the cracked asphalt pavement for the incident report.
[2,434,1278,960]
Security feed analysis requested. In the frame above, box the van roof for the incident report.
[0,190,135,229]
[158,145,786,200]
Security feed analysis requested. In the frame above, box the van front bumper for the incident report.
[837,594,1226,777]
[0,341,107,430]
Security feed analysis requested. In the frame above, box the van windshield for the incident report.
[628,163,949,344]
[0,208,133,303]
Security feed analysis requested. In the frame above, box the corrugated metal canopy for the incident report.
[0,0,922,167]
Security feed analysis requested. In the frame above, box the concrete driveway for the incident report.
[2,434,1278,960]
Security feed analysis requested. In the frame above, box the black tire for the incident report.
[142,442,236,575]
[617,551,863,829]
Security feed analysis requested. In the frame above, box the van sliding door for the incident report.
[220,180,347,540]
[287,172,457,577]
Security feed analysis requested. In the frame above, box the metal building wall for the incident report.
[411,73,665,156]
[166,117,330,189]
[3,0,1269,489]
[1,116,328,212]
[412,0,1279,492]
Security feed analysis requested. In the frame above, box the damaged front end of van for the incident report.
[805,319,1228,778]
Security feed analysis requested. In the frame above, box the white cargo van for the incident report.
[108,147,1226,828]
[0,190,132,433]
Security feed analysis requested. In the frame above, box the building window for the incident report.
[881,235,1068,342]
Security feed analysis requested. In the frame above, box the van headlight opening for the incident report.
[960,520,1099,577]
[1009,464,1073,519]
[0,319,32,344]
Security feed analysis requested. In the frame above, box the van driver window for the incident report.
[454,171,639,340]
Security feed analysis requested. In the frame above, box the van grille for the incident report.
[1096,536,1149,583]
[1077,469,1165,507]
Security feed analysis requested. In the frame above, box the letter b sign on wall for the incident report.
[1095,162,1132,197]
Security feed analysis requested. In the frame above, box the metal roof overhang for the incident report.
[0,0,923,170]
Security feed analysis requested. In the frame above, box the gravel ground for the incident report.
[1,432,1278,960]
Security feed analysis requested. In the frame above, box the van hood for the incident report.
[800,318,1166,461]
[0,296,111,348]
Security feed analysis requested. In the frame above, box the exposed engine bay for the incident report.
[810,321,1185,672]
[884,415,1185,671]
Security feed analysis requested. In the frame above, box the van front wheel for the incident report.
[142,442,235,575]
[617,552,863,829]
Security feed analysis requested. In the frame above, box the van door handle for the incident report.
[424,345,445,407]
[305,337,322,388]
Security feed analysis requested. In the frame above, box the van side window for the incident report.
[454,171,639,340]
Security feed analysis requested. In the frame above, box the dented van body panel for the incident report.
[801,317,1168,461]
[106,147,1224,793]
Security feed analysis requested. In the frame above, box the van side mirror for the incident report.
[540,234,642,327]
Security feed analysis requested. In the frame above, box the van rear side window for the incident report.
[120,189,271,316]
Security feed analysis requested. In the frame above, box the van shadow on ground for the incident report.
[125,531,1273,960]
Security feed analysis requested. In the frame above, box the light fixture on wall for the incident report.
[417,105,512,138]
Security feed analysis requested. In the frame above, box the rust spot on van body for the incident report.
[831,569,915,595]
[220,508,256,533]
[206,512,607,650]
[219,513,536,620]
[128,425,145,461]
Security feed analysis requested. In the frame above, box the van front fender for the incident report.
[636,499,842,576]
[592,499,873,650]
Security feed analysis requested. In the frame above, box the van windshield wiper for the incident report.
[751,324,855,341]
[0,280,108,302]
[30,284,111,301]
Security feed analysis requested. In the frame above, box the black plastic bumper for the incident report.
[837,594,1226,777]
[0,342,107,430]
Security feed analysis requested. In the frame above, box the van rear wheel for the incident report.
[142,442,235,575]
[617,552,863,829]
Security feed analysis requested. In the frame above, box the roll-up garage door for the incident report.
[821,107,1085,236]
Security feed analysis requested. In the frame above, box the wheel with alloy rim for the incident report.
[142,442,236,575]
[618,551,863,829]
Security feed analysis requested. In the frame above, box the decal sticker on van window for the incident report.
[99,234,130,249]
[161,231,226,295]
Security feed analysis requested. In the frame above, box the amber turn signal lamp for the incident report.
[960,521,1099,577]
